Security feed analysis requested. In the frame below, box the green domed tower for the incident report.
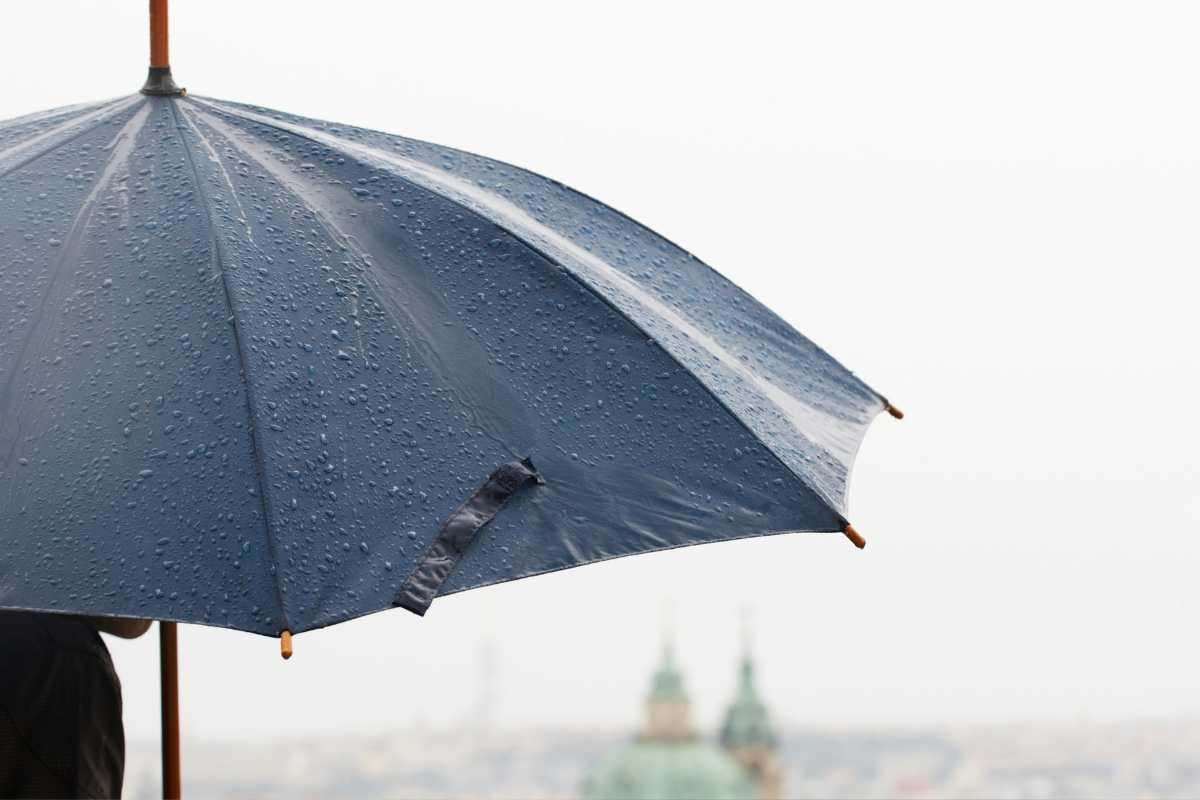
[582,639,757,800]
[719,622,782,800]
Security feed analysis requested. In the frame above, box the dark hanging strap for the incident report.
[394,457,541,616]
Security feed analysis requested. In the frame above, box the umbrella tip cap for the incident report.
[843,523,867,549]
[280,630,293,660]
[885,402,904,420]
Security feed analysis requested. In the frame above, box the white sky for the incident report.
[1,0,1197,742]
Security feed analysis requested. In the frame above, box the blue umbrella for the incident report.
[0,2,900,795]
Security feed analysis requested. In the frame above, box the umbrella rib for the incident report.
[168,100,291,633]
[0,99,105,133]
[0,101,153,474]
[186,98,857,521]
[182,101,537,470]
[0,96,141,182]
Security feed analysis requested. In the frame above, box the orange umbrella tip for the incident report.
[885,401,904,420]
[842,523,867,549]
[280,630,293,660]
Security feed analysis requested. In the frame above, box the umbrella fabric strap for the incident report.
[393,458,541,616]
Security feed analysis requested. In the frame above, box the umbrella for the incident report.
[0,2,901,796]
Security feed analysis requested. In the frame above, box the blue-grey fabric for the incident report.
[0,96,886,635]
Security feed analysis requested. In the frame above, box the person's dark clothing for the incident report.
[0,611,124,799]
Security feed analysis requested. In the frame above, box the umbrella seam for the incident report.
[0,100,153,475]
[191,97,887,420]
[188,101,884,405]
[0,99,107,132]
[0,96,140,182]
[187,97,856,519]
[169,100,291,632]
[183,101,531,471]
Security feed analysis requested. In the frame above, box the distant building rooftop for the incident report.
[581,628,779,800]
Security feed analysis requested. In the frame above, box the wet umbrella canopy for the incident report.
[0,9,898,640]
[1,6,904,795]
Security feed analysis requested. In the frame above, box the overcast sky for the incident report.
[1,0,1197,743]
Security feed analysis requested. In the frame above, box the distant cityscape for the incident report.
[121,630,1200,799]
[123,717,1200,799]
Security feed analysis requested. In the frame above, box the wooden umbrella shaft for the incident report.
[159,621,181,799]
[140,0,181,95]
[149,0,170,67]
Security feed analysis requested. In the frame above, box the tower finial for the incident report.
[644,606,692,741]
[738,608,756,688]
[721,608,781,798]
[740,607,752,658]
[660,596,676,664]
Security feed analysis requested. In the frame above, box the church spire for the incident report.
[738,607,756,691]
[720,610,782,800]
[721,610,776,749]
[650,634,686,703]
[642,621,694,741]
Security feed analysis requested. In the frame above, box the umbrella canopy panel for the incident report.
[0,96,885,636]
[1,98,283,633]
